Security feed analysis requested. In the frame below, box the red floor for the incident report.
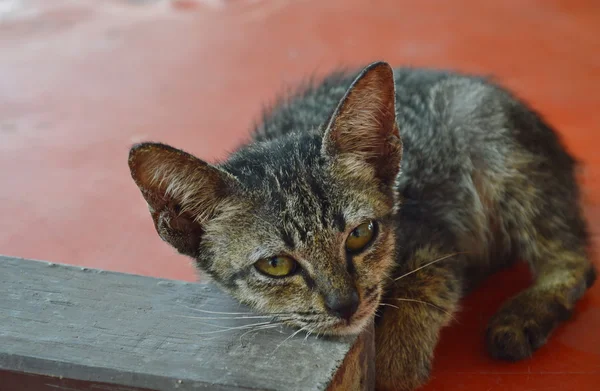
[1,0,599,389]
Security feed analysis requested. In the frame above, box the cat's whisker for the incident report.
[394,252,467,281]
[304,329,312,341]
[176,303,258,316]
[304,324,318,342]
[294,316,323,323]
[381,270,395,283]
[192,320,282,335]
[176,303,301,319]
[272,326,307,354]
[393,297,457,321]
[378,302,400,310]
[238,323,282,344]
[175,314,277,321]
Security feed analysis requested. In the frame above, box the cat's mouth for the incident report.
[274,285,382,336]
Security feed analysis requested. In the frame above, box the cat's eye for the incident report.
[254,255,298,278]
[345,221,377,253]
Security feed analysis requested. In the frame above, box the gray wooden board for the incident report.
[0,256,359,391]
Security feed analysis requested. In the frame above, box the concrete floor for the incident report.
[1,0,599,389]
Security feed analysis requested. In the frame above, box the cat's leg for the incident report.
[375,245,463,391]
[486,237,596,360]
[486,179,597,360]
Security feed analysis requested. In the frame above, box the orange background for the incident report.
[1,0,599,389]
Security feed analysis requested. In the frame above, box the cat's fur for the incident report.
[128,62,596,390]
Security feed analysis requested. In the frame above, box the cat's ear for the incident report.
[322,61,402,188]
[128,143,240,257]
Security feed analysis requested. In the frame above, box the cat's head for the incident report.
[128,62,402,335]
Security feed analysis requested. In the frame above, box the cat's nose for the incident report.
[324,290,360,320]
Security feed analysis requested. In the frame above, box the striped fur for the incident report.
[129,62,596,390]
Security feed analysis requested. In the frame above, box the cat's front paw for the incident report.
[486,290,572,361]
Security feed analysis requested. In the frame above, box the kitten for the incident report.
[128,62,596,390]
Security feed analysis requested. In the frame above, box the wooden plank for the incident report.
[0,256,374,391]
[0,369,153,391]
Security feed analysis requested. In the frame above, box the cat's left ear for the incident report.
[322,61,402,188]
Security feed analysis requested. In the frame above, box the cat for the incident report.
[128,62,596,390]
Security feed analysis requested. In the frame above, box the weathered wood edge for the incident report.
[0,255,374,391]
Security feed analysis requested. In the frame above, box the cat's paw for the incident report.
[486,291,572,361]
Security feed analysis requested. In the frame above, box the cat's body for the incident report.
[249,67,585,284]
[129,63,596,390]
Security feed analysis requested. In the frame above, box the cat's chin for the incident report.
[326,314,374,336]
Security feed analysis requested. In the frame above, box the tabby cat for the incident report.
[128,62,596,390]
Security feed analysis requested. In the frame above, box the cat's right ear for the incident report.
[322,61,402,189]
[128,143,241,258]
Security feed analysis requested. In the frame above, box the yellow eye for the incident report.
[345,221,376,252]
[254,256,298,278]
